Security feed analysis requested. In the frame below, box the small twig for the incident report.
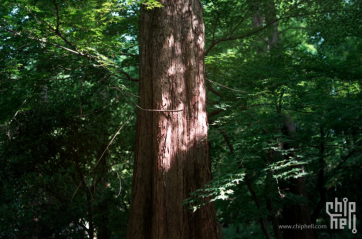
[5,27,87,57]
[116,171,122,197]
[334,11,362,36]
[207,84,223,97]
[134,103,183,112]
[208,109,224,118]
[279,26,309,35]
[72,112,133,200]
[206,78,248,93]
[229,7,251,38]
[8,99,28,125]
[71,183,82,201]
[119,71,139,82]
[52,0,60,32]
[79,76,83,117]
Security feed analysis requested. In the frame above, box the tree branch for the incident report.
[228,7,251,38]
[211,11,220,46]
[206,78,248,94]
[207,83,222,97]
[208,109,224,118]
[52,0,60,32]
[205,10,338,56]
[119,71,139,82]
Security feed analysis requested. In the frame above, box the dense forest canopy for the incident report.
[0,0,361,238]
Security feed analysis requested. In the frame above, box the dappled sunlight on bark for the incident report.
[127,0,218,238]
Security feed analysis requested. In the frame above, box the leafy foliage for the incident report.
[1,0,362,238]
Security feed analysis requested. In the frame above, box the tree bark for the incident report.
[127,1,218,239]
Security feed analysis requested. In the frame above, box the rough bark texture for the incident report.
[127,1,218,238]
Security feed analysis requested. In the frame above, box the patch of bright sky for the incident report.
[11,7,19,14]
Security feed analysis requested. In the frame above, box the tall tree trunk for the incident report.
[127,1,218,239]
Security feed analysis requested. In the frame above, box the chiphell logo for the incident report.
[326,197,357,234]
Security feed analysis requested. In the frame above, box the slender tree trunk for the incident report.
[311,126,326,239]
[219,124,272,239]
[252,1,314,238]
[280,115,314,239]
[251,5,278,239]
[265,151,283,239]
[265,0,279,51]
[96,155,111,239]
[127,1,218,238]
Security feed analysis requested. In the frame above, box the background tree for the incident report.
[197,0,362,238]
